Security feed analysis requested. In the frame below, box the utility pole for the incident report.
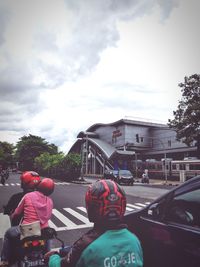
[85,134,88,175]
[150,137,168,184]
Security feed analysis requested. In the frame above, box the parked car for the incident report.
[124,175,200,267]
[117,169,134,185]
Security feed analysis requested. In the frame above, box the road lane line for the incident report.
[77,207,87,213]
[51,209,77,228]
[63,208,90,224]
[134,203,146,207]
[126,204,142,209]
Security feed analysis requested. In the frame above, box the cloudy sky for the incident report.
[0,0,199,153]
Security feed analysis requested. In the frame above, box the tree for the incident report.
[61,153,81,180]
[15,134,59,170]
[168,74,200,158]
[0,141,14,168]
[34,152,81,181]
[34,152,64,175]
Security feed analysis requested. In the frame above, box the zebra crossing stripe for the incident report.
[77,207,87,213]
[134,203,147,207]
[0,202,150,235]
[126,207,133,211]
[64,208,91,224]
[0,182,71,187]
[51,209,77,228]
[126,203,142,210]
[55,182,70,185]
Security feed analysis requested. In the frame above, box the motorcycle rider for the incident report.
[46,179,143,267]
[0,177,55,267]
[0,166,9,185]
[3,171,41,226]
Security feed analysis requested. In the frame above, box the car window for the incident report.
[119,170,132,175]
[165,188,200,228]
[147,195,170,220]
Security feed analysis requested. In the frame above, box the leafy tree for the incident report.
[168,74,200,158]
[61,153,81,180]
[15,134,59,170]
[34,152,81,181]
[34,152,64,175]
[0,141,14,168]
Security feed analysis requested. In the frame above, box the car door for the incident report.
[163,186,200,266]
[137,183,200,267]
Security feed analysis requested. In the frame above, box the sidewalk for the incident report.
[72,177,181,187]
[134,178,180,186]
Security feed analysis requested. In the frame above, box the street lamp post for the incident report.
[85,134,88,175]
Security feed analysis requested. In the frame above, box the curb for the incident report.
[71,179,91,185]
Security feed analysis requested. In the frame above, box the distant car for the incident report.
[104,169,119,181]
[117,169,134,185]
[124,175,200,267]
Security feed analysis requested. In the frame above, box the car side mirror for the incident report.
[147,203,160,219]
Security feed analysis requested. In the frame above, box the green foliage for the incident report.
[35,152,64,170]
[0,141,14,168]
[168,74,200,157]
[1,133,82,180]
[34,152,81,181]
[61,153,81,180]
[15,134,59,170]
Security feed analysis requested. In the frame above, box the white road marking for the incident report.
[134,203,147,207]
[0,214,10,238]
[126,203,142,210]
[0,202,150,235]
[64,208,90,224]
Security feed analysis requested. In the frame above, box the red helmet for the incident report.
[37,178,55,196]
[85,179,126,223]
[20,171,41,189]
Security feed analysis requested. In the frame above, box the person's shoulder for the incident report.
[23,190,37,199]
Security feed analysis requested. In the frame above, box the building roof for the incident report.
[88,138,115,158]
[87,118,167,132]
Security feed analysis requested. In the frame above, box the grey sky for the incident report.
[0,0,199,153]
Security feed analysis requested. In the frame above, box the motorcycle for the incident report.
[9,227,66,267]
[0,169,9,185]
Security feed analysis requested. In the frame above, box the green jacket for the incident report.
[49,228,143,267]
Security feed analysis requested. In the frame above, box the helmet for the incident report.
[85,179,126,223]
[20,171,41,189]
[37,178,55,196]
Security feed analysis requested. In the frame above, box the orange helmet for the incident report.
[37,178,55,196]
[20,171,41,189]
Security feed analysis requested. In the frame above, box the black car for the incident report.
[117,169,134,185]
[124,175,200,267]
[104,169,119,181]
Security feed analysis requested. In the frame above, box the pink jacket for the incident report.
[12,191,53,229]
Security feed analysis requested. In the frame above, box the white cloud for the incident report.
[0,0,199,153]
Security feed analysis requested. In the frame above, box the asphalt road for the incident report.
[0,173,171,251]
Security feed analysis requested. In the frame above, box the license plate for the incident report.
[25,259,45,267]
